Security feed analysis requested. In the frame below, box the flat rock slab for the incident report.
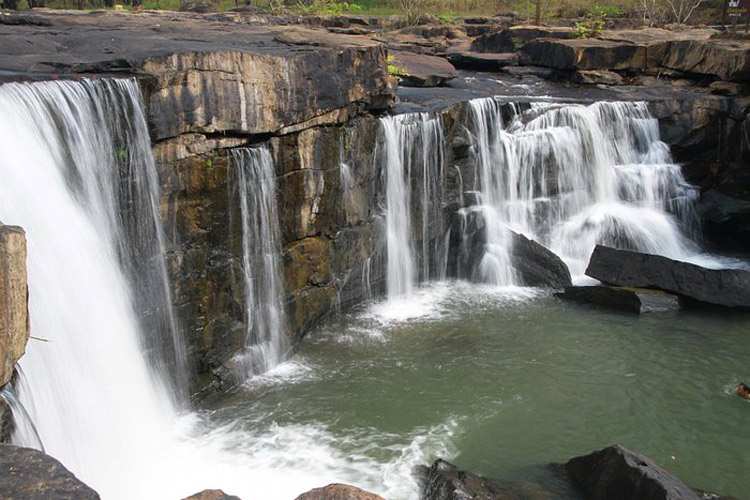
[663,39,750,82]
[0,10,392,141]
[566,444,702,500]
[446,51,518,71]
[389,50,457,87]
[585,245,750,310]
[556,286,680,313]
[521,38,647,71]
[0,444,100,499]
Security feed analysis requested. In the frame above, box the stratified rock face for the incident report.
[556,286,680,314]
[521,38,647,71]
[295,483,385,500]
[0,444,101,499]
[0,223,29,388]
[415,459,551,500]
[663,39,750,82]
[565,444,702,500]
[585,245,750,310]
[183,489,242,500]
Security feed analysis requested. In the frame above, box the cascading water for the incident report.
[467,97,703,281]
[0,77,437,500]
[229,146,288,378]
[376,113,446,300]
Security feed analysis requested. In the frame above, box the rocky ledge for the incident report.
[0,223,29,389]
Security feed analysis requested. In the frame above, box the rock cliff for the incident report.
[0,223,29,389]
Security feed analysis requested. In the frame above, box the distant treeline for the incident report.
[0,0,726,26]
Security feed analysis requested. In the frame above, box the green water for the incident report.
[206,282,750,499]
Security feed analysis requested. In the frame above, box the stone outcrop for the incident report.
[662,39,750,82]
[566,444,702,500]
[388,51,458,87]
[585,245,750,310]
[521,38,647,71]
[183,489,242,500]
[556,286,680,313]
[471,25,575,53]
[0,223,29,388]
[449,209,572,288]
[0,444,100,499]
[295,483,384,500]
[415,459,551,500]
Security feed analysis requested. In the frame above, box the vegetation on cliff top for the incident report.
[1,0,726,26]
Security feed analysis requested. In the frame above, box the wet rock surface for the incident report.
[415,459,555,500]
[566,444,703,500]
[0,223,29,388]
[295,483,385,500]
[585,245,750,310]
[557,286,681,314]
[0,444,101,499]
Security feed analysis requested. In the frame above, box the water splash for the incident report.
[229,147,288,379]
[0,383,44,452]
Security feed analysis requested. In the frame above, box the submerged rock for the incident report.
[0,395,11,443]
[556,286,680,314]
[585,245,750,310]
[415,459,551,500]
[0,444,100,499]
[566,444,703,500]
[295,483,385,500]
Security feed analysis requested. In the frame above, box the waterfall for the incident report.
[376,113,446,299]
[229,147,288,378]
[467,98,701,281]
[0,383,44,452]
[0,77,191,498]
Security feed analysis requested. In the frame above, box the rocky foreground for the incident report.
[0,442,733,499]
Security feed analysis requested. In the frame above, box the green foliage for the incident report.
[386,54,409,81]
[295,0,361,15]
[204,157,213,169]
[437,12,456,23]
[573,4,618,38]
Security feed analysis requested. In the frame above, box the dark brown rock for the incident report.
[0,444,100,499]
[0,223,29,388]
[183,489,242,500]
[389,51,458,87]
[521,38,646,71]
[295,483,384,500]
[663,39,750,82]
[566,444,701,500]
[571,69,624,85]
[556,286,680,313]
[415,459,551,500]
[585,245,750,310]
[446,51,518,71]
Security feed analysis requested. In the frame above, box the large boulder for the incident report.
[0,223,29,388]
[662,39,750,82]
[556,286,680,314]
[295,483,384,500]
[415,459,550,500]
[566,444,702,500]
[471,26,576,53]
[388,51,458,87]
[521,39,646,71]
[512,232,572,288]
[450,209,571,288]
[585,245,750,310]
[0,444,100,499]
